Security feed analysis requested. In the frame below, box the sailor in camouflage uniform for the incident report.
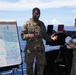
[21,7,57,75]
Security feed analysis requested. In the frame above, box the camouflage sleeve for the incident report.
[21,22,29,40]
[41,22,52,41]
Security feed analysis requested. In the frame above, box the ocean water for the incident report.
[0,26,76,75]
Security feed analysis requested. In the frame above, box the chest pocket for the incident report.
[27,24,35,34]
[26,23,41,37]
[34,26,41,37]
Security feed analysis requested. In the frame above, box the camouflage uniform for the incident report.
[21,18,51,75]
[70,49,76,75]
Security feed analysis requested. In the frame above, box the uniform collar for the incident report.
[30,18,37,26]
[30,18,39,23]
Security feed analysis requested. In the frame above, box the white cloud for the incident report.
[51,18,59,25]
[44,18,60,26]
[0,0,76,11]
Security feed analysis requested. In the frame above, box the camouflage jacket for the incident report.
[21,18,52,52]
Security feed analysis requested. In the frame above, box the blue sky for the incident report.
[0,0,76,26]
